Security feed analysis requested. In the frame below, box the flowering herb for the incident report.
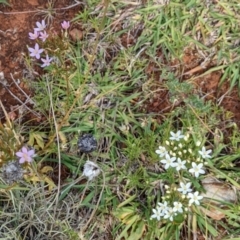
[160,154,176,169]
[41,55,53,68]
[163,207,175,222]
[16,146,35,164]
[157,201,169,214]
[174,158,187,171]
[150,208,162,221]
[189,162,205,178]
[187,191,203,206]
[29,30,39,40]
[61,20,70,30]
[155,146,168,157]
[151,130,212,223]
[28,43,44,59]
[173,201,183,213]
[177,182,192,195]
[39,31,49,42]
[34,19,46,32]
[169,130,185,141]
[198,146,212,159]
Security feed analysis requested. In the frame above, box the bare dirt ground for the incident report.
[145,48,240,128]
[1,0,240,125]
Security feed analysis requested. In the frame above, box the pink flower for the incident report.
[29,30,39,40]
[41,55,53,67]
[34,19,46,32]
[28,43,44,59]
[39,31,49,42]
[61,20,70,30]
[16,147,35,164]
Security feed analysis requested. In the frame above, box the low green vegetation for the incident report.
[1,0,240,239]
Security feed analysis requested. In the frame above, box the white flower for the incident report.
[187,191,203,206]
[34,19,47,32]
[163,207,175,221]
[175,158,186,171]
[160,154,176,169]
[177,182,192,195]
[198,146,212,159]
[150,208,162,221]
[157,201,169,215]
[189,162,205,178]
[169,130,185,141]
[83,160,100,181]
[173,201,183,213]
[155,146,168,157]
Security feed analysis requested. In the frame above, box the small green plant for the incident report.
[0,0,9,6]
[151,130,209,222]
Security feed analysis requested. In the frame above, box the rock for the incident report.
[69,28,83,42]
[78,134,97,153]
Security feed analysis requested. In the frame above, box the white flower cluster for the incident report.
[155,130,212,177]
[151,182,203,221]
[151,130,212,222]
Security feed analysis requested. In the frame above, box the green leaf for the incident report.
[0,0,10,6]
[197,216,218,237]
[129,221,146,240]
[28,131,46,149]
[117,195,137,208]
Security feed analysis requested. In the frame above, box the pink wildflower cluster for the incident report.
[29,20,48,41]
[28,20,70,68]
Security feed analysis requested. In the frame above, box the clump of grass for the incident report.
[0,184,81,239]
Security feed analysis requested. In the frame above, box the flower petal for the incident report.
[19,158,25,164]
[16,152,23,157]
[28,149,35,156]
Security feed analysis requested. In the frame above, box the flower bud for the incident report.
[196,141,201,147]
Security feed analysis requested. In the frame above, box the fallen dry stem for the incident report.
[0,75,40,117]
[0,100,21,145]
[45,77,62,215]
